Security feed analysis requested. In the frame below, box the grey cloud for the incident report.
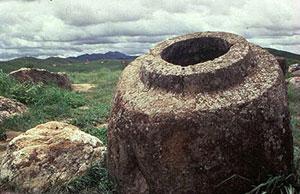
[54,0,150,27]
[0,0,299,60]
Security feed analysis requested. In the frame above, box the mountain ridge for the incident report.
[68,51,136,62]
[265,48,300,64]
[0,51,136,65]
[0,48,299,66]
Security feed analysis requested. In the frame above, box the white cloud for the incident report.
[0,0,299,60]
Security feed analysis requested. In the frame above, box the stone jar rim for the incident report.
[140,32,252,93]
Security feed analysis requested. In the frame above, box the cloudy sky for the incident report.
[0,0,299,60]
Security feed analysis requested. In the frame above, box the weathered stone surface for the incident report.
[289,77,300,90]
[275,56,288,75]
[289,63,300,73]
[0,96,27,124]
[0,121,106,193]
[108,32,293,194]
[0,131,23,161]
[292,70,300,77]
[9,68,72,90]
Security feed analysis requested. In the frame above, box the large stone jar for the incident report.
[108,32,293,194]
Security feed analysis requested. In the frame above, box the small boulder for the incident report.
[0,121,106,193]
[289,63,300,73]
[9,68,72,90]
[289,77,300,89]
[0,96,27,124]
[291,70,300,77]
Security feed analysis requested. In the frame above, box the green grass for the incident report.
[0,71,85,131]
[288,85,300,147]
[289,86,300,117]
[245,174,299,194]
[266,48,300,65]
[0,128,5,140]
[54,161,116,194]
[1,55,300,193]
[0,59,123,193]
[0,59,122,133]
[0,59,122,74]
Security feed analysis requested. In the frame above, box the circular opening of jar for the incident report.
[161,37,231,66]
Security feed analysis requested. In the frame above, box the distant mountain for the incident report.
[0,57,76,67]
[0,51,136,66]
[266,48,300,64]
[68,51,136,62]
[1,49,299,66]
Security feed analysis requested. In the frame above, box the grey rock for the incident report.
[9,68,72,90]
[108,32,293,194]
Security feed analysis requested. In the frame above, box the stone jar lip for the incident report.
[160,36,232,66]
[140,32,252,93]
[116,31,282,114]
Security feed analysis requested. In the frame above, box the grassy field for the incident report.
[0,56,300,193]
[0,60,123,137]
[289,85,300,147]
[0,60,123,193]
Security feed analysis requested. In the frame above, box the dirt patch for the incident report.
[96,123,108,129]
[72,84,96,92]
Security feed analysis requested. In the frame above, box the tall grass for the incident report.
[245,174,299,194]
[54,161,115,194]
[0,59,123,192]
[289,85,300,148]
[0,59,123,74]
[0,71,85,131]
[0,59,122,193]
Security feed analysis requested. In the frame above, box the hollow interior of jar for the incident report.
[161,37,231,66]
